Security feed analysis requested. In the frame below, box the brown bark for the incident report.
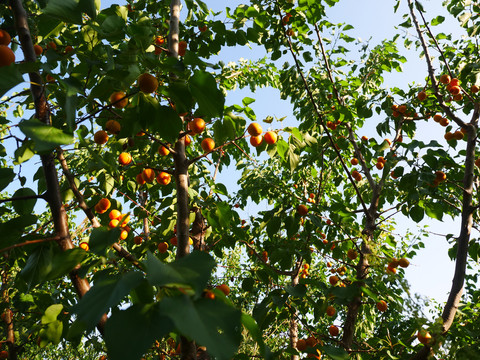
[289,261,301,360]
[1,269,18,360]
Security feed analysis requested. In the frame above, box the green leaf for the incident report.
[242,97,255,106]
[41,304,63,324]
[12,187,37,215]
[43,0,83,24]
[19,242,54,290]
[19,119,74,153]
[322,345,349,360]
[0,168,15,192]
[409,205,424,223]
[89,227,122,256]
[241,313,272,359]
[159,296,242,360]
[39,320,63,346]
[431,15,445,26]
[71,271,144,332]
[14,140,35,164]
[79,0,97,19]
[189,70,225,118]
[276,139,289,160]
[0,65,24,97]
[0,214,37,249]
[145,251,216,296]
[105,303,174,360]
[285,284,307,297]
[156,105,183,144]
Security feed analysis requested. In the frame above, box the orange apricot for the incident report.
[142,168,156,183]
[109,209,122,220]
[263,131,277,144]
[439,74,451,84]
[190,117,206,134]
[328,325,339,337]
[326,305,336,317]
[79,242,89,251]
[216,284,230,296]
[417,91,427,101]
[178,41,187,56]
[109,91,128,108]
[158,242,169,253]
[0,30,11,46]
[158,145,170,156]
[105,119,121,134]
[250,135,263,147]
[0,45,15,67]
[33,44,43,56]
[94,130,109,145]
[376,300,388,312]
[247,122,263,136]
[297,204,308,216]
[156,171,171,185]
[118,152,132,166]
[201,138,215,152]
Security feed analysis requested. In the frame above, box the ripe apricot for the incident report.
[138,73,159,93]
[94,130,109,145]
[170,236,178,246]
[198,25,208,32]
[262,250,268,262]
[449,86,461,95]
[328,325,339,336]
[133,236,143,245]
[118,152,132,166]
[435,171,446,182]
[247,122,263,136]
[33,44,43,56]
[190,117,206,134]
[329,275,339,286]
[250,135,263,147]
[158,242,169,253]
[105,119,121,134]
[0,30,11,46]
[453,131,464,140]
[157,171,171,185]
[119,229,129,240]
[297,204,308,216]
[326,305,336,317]
[204,290,215,300]
[417,329,432,345]
[439,118,449,127]
[0,351,8,359]
[216,284,230,296]
[471,85,479,93]
[142,168,156,183]
[64,45,74,54]
[263,131,278,144]
[97,198,111,212]
[108,219,120,228]
[296,339,307,351]
[376,300,388,312]
[361,135,368,141]
[46,41,57,50]
[136,173,146,185]
[201,138,215,152]
[439,74,451,84]
[306,336,318,348]
[0,45,15,67]
[350,158,359,165]
[158,145,170,156]
[178,40,187,56]
[475,158,480,167]
[184,134,191,146]
[417,91,427,101]
[79,242,89,251]
[109,91,128,108]
[376,162,384,170]
[433,114,442,122]
[347,249,357,260]
[109,209,122,220]
[154,36,165,45]
[444,132,454,141]
[397,104,407,114]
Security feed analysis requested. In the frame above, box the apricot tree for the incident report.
[0,0,479,360]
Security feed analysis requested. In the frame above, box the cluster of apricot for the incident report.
[306,192,315,204]
[136,168,172,186]
[93,198,132,240]
[299,263,309,279]
[296,336,321,358]
[440,74,463,101]
[0,29,15,67]
[375,156,386,170]
[386,257,410,274]
[391,104,416,118]
[247,122,278,147]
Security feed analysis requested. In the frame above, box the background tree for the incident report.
[0,0,479,360]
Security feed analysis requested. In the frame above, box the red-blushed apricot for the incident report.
[439,74,451,84]
[216,284,230,296]
[158,145,170,156]
[138,73,159,93]
[329,275,339,286]
[297,204,308,216]
[154,36,165,45]
[439,118,449,127]
[133,236,143,245]
[326,305,336,317]
[296,339,307,351]
[109,91,128,108]
[417,329,432,345]
[350,158,359,165]
[96,198,111,212]
[142,168,156,183]
[347,249,357,260]
[376,300,388,312]
[198,25,208,32]
[417,91,427,101]
[156,171,171,185]
[0,45,15,67]
[184,134,191,146]
[471,85,479,93]
[178,41,187,56]
[398,258,410,268]
[33,44,43,56]
[247,122,263,136]
[136,173,146,185]
[94,130,109,145]
[328,325,339,337]
[46,41,57,50]
[158,242,169,253]
[0,30,11,46]
[79,242,89,251]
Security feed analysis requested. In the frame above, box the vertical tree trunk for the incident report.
[289,269,300,360]
[2,269,18,360]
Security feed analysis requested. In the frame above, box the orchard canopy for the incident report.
[1,0,480,359]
